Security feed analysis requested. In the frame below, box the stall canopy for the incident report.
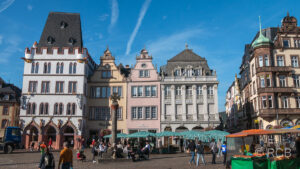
[180,130,229,142]
[226,129,300,138]
[127,131,156,138]
[103,133,128,138]
[155,131,180,137]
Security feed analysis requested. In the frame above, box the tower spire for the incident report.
[259,16,262,35]
[185,43,188,49]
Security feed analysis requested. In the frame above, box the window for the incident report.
[295,96,300,108]
[28,81,37,93]
[56,63,59,74]
[26,103,31,114]
[145,86,151,96]
[277,56,284,66]
[208,86,214,95]
[117,107,122,120]
[282,96,288,108]
[293,75,300,87]
[268,96,273,108]
[41,81,50,93]
[262,96,267,109]
[264,55,269,66]
[151,106,157,119]
[60,63,64,74]
[32,103,36,114]
[283,39,290,48]
[45,103,48,114]
[102,70,111,78]
[186,69,193,77]
[259,56,263,67]
[145,107,150,119]
[39,103,44,115]
[266,75,271,87]
[54,103,58,115]
[72,103,76,115]
[151,86,157,96]
[55,81,64,93]
[139,70,149,77]
[194,69,201,76]
[2,106,8,115]
[67,103,71,115]
[294,40,300,48]
[186,86,192,97]
[1,119,7,129]
[174,69,180,76]
[112,86,122,97]
[31,62,39,73]
[260,76,265,88]
[291,56,299,67]
[279,75,286,87]
[73,63,76,74]
[165,86,171,98]
[68,82,77,93]
[138,86,143,97]
[131,107,137,119]
[176,86,181,96]
[69,63,73,74]
[251,64,255,76]
[59,103,63,115]
[31,63,35,73]
[47,63,51,73]
[197,86,202,95]
[43,63,50,74]
[253,81,256,94]
[132,86,137,97]
[138,107,143,119]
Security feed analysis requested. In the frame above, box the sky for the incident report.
[0,0,300,112]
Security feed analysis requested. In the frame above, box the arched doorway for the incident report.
[63,126,75,148]
[280,119,293,127]
[46,126,57,142]
[192,126,203,131]
[175,126,188,132]
[163,126,172,146]
[29,126,39,142]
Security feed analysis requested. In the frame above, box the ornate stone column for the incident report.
[203,85,208,122]
[171,85,176,121]
[181,85,186,121]
[110,93,120,147]
[192,85,197,121]
[161,85,165,121]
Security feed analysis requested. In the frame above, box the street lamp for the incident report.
[21,94,32,110]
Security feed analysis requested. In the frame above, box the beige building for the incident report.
[0,78,21,139]
[87,48,129,140]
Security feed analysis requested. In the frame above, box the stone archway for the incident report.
[192,126,204,131]
[175,126,189,132]
[23,122,42,149]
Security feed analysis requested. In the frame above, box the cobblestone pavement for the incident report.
[0,149,226,169]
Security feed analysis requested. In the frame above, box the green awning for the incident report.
[127,131,156,138]
[155,131,181,137]
[103,133,128,138]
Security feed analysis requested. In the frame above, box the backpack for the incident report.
[44,153,54,167]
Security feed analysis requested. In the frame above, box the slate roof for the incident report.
[251,27,278,44]
[37,12,83,52]
[0,78,21,103]
[168,49,205,62]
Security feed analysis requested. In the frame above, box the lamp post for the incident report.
[110,92,120,147]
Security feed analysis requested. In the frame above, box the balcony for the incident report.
[163,76,217,82]
[260,108,300,118]
[256,66,292,73]
[257,87,294,93]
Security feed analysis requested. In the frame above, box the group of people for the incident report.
[187,139,227,167]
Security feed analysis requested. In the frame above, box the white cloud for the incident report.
[99,13,109,21]
[0,35,3,45]
[0,0,15,13]
[125,0,151,55]
[27,4,33,11]
[108,0,119,32]
[0,35,22,63]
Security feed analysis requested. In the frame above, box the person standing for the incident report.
[187,140,196,166]
[48,138,53,150]
[39,147,55,169]
[58,142,73,169]
[196,141,206,166]
[40,142,47,155]
[91,143,98,163]
[209,139,218,164]
[222,141,227,165]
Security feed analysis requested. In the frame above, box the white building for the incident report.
[20,12,96,149]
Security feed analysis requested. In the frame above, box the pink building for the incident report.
[126,49,161,134]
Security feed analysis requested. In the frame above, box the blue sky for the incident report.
[0,0,300,111]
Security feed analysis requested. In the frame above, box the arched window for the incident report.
[56,62,60,74]
[60,63,64,74]
[69,63,73,74]
[47,63,51,73]
[1,119,8,129]
[35,62,39,73]
[27,103,31,114]
[31,63,35,73]
[39,103,44,115]
[43,63,47,73]
[54,103,58,115]
[32,103,36,114]
[73,63,77,74]
[67,103,71,115]
[59,103,63,115]
[72,103,76,115]
[45,103,49,115]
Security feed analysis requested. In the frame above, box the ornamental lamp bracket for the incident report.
[110,92,120,104]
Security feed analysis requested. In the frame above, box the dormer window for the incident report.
[60,21,68,29]
[69,37,76,45]
[174,69,180,76]
[141,63,147,68]
[47,36,55,44]
[194,69,201,76]
[283,39,290,48]
[186,69,193,77]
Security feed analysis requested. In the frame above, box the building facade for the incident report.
[126,49,161,134]
[20,12,96,149]
[237,13,300,130]
[160,46,219,133]
[87,48,128,139]
[0,78,21,139]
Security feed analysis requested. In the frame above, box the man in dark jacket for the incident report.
[209,139,218,164]
[196,141,206,166]
[39,147,55,169]
[187,140,196,166]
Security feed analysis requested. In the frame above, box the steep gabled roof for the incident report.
[37,12,83,51]
[168,49,205,62]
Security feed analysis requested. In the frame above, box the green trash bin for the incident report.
[231,157,253,169]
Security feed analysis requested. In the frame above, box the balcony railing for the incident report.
[260,108,300,118]
[257,87,294,93]
[163,76,217,82]
[256,66,292,73]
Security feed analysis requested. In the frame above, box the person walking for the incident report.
[209,139,218,164]
[48,138,53,150]
[196,141,206,166]
[91,143,98,163]
[39,147,55,169]
[40,142,47,155]
[187,140,196,167]
[58,142,73,169]
[222,141,227,165]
